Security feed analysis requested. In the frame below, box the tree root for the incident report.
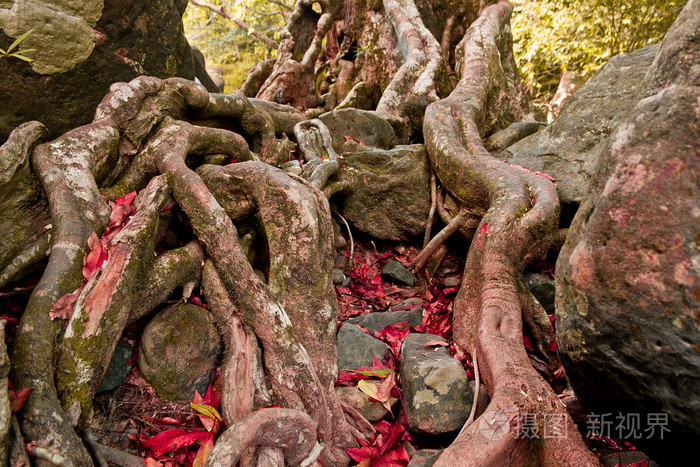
[206,408,318,467]
[422,2,599,465]
[376,0,450,130]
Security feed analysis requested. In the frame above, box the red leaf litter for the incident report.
[336,242,474,464]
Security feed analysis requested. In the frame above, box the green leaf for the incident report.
[9,54,34,63]
[0,48,6,55]
[7,27,37,53]
[190,402,223,421]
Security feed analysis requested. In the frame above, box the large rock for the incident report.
[0,0,195,142]
[139,303,222,400]
[336,322,389,370]
[556,2,700,462]
[327,145,431,241]
[318,108,397,153]
[400,333,471,434]
[500,43,659,204]
[334,382,396,422]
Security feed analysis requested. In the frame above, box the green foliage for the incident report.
[1,27,37,63]
[183,0,287,76]
[511,0,687,101]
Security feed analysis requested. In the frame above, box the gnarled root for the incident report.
[206,408,318,467]
[422,2,599,465]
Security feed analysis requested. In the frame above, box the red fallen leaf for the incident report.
[161,200,176,212]
[548,339,557,352]
[192,384,221,432]
[83,232,107,281]
[343,135,367,146]
[49,290,79,320]
[373,445,410,466]
[479,223,491,236]
[144,459,163,467]
[142,416,181,426]
[140,429,210,456]
[188,295,209,309]
[374,323,411,360]
[346,443,378,464]
[523,334,535,351]
[8,386,32,412]
[115,190,137,206]
[192,432,214,467]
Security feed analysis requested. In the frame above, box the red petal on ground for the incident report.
[534,170,558,182]
[115,190,137,206]
[83,239,107,281]
[142,416,181,426]
[373,445,410,466]
[479,222,491,235]
[346,445,379,464]
[144,458,163,467]
[140,429,210,457]
[8,386,32,412]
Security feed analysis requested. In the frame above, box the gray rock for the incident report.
[400,333,471,434]
[523,272,555,315]
[336,323,389,370]
[328,145,431,241]
[442,276,461,288]
[347,308,423,332]
[408,450,443,467]
[382,260,417,286]
[334,382,396,422]
[557,6,700,462]
[500,44,659,204]
[332,268,346,285]
[139,303,222,400]
[0,0,195,142]
[97,340,134,395]
[318,108,397,153]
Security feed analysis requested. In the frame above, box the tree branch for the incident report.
[188,0,279,49]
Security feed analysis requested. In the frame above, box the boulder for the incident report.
[318,108,397,153]
[400,333,471,434]
[0,0,195,142]
[500,44,659,204]
[336,323,389,370]
[556,3,700,462]
[523,271,555,315]
[327,145,431,241]
[139,303,222,400]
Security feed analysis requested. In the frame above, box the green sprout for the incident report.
[1,27,37,63]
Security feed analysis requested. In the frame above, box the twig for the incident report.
[409,211,466,272]
[423,172,438,249]
[334,210,354,268]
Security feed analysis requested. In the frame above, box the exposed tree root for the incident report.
[420,2,599,464]
[375,0,450,130]
[206,408,318,466]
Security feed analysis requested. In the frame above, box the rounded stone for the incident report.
[138,303,222,400]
